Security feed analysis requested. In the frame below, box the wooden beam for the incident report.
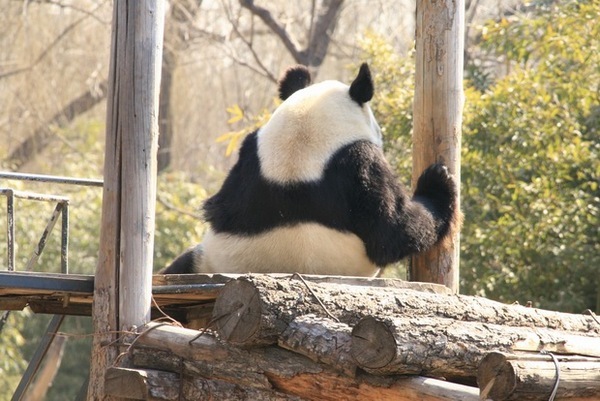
[411,0,464,292]
[88,2,165,400]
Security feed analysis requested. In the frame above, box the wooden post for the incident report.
[411,0,464,293]
[88,1,165,400]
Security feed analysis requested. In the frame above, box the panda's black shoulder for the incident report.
[332,140,397,181]
[328,140,407,207]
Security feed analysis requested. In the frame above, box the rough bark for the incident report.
[125,322,480,401]
[88,2,165,400]
[477,352,600,401]
[278,314,355,377]
[105,367,299,401]
[411,0,464,291]
[350,316,600,379]
[211,275,599,346]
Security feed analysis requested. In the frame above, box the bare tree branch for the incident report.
[221,0,278,81]
[238,0,306,64]
[1,0,108,80]
[237,0,344,70]
[4,81,107,170]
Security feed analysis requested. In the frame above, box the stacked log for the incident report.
[108,274,600,400]
[477,352,600,400]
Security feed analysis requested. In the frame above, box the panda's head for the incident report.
[258,63,382,184]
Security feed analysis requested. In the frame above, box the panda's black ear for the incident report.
[278,65,311,101]
[349,63,374,105]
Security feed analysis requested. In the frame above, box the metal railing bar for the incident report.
[25,202,68,272]
[151,283,226,294]
[6,189,15,271]
[0,188,68,203]
[61,203,69,274]
[0,271,95,293]
[0,171,103,187]
[11,315,65,401]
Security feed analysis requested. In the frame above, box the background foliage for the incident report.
[364,0,599,312]
[0,1,598,399]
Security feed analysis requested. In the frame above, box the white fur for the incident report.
[258,80,382,184]
[200,224,378,276]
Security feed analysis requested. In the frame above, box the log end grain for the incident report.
[351,317,396,369]
[477,352,516,401]
[212,279,262,344]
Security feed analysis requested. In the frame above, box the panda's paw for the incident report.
[414,163,457,201]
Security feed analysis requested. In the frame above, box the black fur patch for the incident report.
[278,65,311,101]
[203,133,458,266]
[160,247,197,274]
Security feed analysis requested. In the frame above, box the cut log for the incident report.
[105,367,177,400]
[212,275,599,346]
[104,367,299,401]
[127,322,480,401]
[477,352,600,401]
[350,316,600,379]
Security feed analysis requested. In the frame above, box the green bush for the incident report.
[363,0,599,312]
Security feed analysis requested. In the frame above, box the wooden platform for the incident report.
[0,271,450,325]
[0,271,231,324]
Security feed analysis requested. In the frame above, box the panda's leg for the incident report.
[159,243,204,274]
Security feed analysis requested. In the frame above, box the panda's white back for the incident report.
[257,80,382,184]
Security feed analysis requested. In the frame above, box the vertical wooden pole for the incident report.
[411,0,464,293]
[88,1,165,400]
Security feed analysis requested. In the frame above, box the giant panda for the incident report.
[162,63,459,276]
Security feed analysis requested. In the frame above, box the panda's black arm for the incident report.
[159,247,198,274]
[338,141,458,266]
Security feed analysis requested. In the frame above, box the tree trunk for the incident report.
[411,0,464,292]
[477,352,600,401]
[350,316,600,379]
[157,49,174,173]
[88,2,165,400]
[211,275,599,347]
